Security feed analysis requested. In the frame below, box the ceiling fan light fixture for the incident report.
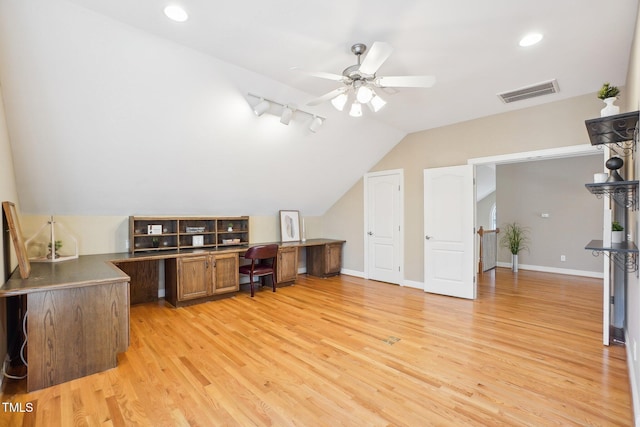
[368,94,387,112]
[349,102,363,117]
[253,99,270,116]
[280,105,293,125]
[331,93,348,111]
[309,116,323,133]
[356,85,373,103]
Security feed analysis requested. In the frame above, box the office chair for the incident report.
[239,244,278,297]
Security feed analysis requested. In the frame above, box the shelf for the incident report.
[585,239,638,274]
[130,216,249,253]
[585,180,639,210]
[585,111,639,155]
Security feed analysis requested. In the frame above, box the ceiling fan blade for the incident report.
[375,75,436,88]
[359,41,393,75]
[306,87,348,106]
[290,67,347,82]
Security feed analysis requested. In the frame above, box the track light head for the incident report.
[280,105,294,125]
[309,116,323,133]
[253,99,270,116]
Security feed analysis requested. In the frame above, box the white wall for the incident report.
[496,155,603,274]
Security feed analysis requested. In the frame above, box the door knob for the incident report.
[425,235,432,240]
[367,231,373,236]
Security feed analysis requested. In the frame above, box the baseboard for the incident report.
[495,262,603,279]
[625,329,640,426]
[340,269,364,278]
[403,279,424,290]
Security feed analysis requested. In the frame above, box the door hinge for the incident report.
[398,185,400,191]
[611,296,615,304]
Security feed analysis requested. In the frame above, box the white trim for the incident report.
[341,268,365,278]
[495,262,603,279]
[363,169,405,285]
[403,279,424,290]
[625,329,640,427]
[468,144,601,166]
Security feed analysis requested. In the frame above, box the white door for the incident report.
[365,170,402,284]
[424,165,476,299]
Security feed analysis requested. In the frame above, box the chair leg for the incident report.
[271,272,276,292]
[250,272,254,297]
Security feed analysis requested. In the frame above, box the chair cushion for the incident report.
[239,265,274,276]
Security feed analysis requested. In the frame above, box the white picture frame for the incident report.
[192,235,204,247]
[279,210,301,242]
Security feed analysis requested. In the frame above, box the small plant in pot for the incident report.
[47,240,63,259]
[598,83,621,117]
[612,220,624,244]
[499,222,530,273]
[598,82,620,100]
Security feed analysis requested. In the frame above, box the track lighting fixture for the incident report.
[309,116,323,133]
[280,105,293,125]
[253,98,270,116]
[247,93,326,133]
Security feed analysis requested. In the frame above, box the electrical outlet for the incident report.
[560,255,566,262]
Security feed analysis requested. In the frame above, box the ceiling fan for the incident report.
[299,42,436,117]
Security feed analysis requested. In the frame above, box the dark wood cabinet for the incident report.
[277,246,298,284]
[213,252,239,294]
[178,254,211,301]
[166,253,240,306]
[307,242,343,277]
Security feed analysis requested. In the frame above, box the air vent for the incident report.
[497,79,559,104]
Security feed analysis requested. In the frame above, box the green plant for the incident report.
[612,220,624,231]
[47,240,63,251]
[598,83,620,100]
[500,222,530,255]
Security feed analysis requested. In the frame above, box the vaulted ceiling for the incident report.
[0,0,637,216]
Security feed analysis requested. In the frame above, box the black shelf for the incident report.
[585,180,639,210]
[585,239,638,274]
[585,111,639,148]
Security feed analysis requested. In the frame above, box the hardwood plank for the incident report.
[0,269,632,425]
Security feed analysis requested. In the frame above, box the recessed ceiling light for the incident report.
[164,5,189,22]
[519,33,543,47]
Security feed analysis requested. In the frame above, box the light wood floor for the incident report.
[0,269,633,426]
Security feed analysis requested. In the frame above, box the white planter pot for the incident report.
[512,254,519,273]
[612,231,624,244]
[601,97,620,117]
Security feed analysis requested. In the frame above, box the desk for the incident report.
[1,255,130,391]
[0,239,344,390]
[113,238,345,306]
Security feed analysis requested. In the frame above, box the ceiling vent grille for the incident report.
[497,79,559,104]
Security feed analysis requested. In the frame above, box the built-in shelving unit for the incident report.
[585,180,639,210]
[584,110,640,281]
[585,239,638,274]
[585,110,638,156]
[129,216,249,253]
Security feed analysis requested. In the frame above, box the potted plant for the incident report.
[612,220,624,244]
[598,83,620,117]
[227,223,234,232]
[47,240,63,259]
[499,222,530,273]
